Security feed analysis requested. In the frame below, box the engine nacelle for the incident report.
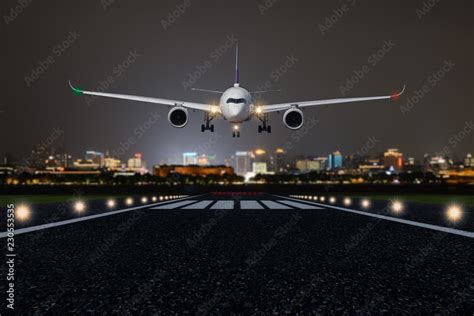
[168,107,188,128]
[283,108,304,130]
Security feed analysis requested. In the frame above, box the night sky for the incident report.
[2,0,473,165]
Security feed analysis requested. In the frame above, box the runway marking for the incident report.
[151,200,197,209]
[241,200,264,209]
[182,200,213,209]
[261,200,291,209]
[276,195,474,239]
[277,200,324,209]
[211,200,234,209]
[0,196,200,239]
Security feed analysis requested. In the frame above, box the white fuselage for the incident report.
[219,85,253,123]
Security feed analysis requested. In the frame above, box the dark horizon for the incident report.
[3,0,473,165]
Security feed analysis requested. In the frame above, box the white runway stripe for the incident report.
[261,200,291,209]
[277,200,324,209]
[151,200,197,209]
[274,195,474,239]
[241,200,264,209]
[182,200,213,209]
[211,200,234,209]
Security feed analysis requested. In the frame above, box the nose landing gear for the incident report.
[232,125,240,138]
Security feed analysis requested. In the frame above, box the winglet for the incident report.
[391,84,406,100]
[69,80,83,95]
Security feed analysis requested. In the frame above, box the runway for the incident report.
[1,192,473,314]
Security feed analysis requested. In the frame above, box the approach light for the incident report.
[343,197,352,206]
[152,196,157,202]
[446,204,463,223]
[141,197,148,204]
[126,197,134,206]
[159,196,164,201]
[16,204,31,221]
[74,201,86,214]
[320,196,326,202]
[329,197,336,204]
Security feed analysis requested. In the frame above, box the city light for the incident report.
[446,204,463,223]
[361,199,371,209]
[107,199,116,208]
[141,197,148,204]
[343,197,352,206]
[390,200,404,214]
[126,197,133,206]
[16,204,31,221]
[74,201,86,214]
[329,197,336,204]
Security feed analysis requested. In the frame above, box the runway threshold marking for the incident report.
[151,200,197,209]
[241,200,264,209]
[182,200,213,209]
[275,195,474,239]
[211,201,234,209]
[261,200,292,209]
[277,200,324,209]
[0,195,202,239]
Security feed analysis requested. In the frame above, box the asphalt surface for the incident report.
[1,193,473,314]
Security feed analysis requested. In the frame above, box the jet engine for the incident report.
[283,108,304,130]
[168,107,188,128]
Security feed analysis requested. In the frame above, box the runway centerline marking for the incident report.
[0,195,202,239]
[274,195,474,239]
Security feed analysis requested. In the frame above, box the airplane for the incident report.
[69,44,405,137]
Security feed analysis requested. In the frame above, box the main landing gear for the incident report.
[201,112,215,132]
[258,114,271,133]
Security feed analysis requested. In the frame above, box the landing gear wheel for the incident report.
[210,124,214,133]
[267,125,272,133]
[232,132,236,138]
[201,124,205,132]
[258,125,262,133]
[237,131,241,137]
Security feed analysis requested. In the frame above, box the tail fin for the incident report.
[234,43,239,87]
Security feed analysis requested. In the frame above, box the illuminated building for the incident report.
[328,151,343,170]
[73,159,100,170]
[296,157,325,172]
[383,148,403,170]
[183,152,198,165]
[86,151,105,167]
[252,162,268,174]
[104,157,122,170]
[274,148,287,173]
[465,153,473,168]
[153,165,234,177]
[128,153,147,174]
[235,151,254,176]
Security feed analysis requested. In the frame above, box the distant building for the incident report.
[383,148,403,170]
[465,153,473,168]
[85,151,105,167]
[274,148,287,173]
[296,157,326,172]
[128,153,146,174]
[183,152,198,165]
[252,162,268,175]
[235,151,254,176]
[428,156,449,173]
[73,159,100,170]
[104,157,122,171]
[153,165,234,177]
[328,151,343,170]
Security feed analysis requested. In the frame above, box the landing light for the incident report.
[446,204,463,223]
[255,107,262,114]
[234,125,239,130]
[16,204,31,221]
[211,106,219,114]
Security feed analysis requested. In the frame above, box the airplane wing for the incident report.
[260,85,405,113]
[69,81,215,112]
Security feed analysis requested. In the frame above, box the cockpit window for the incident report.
[226,98,246,104]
